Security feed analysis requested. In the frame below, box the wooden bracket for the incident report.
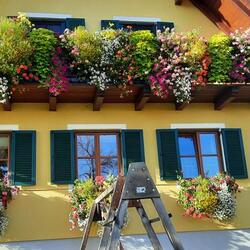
[175,102,189,111]
[214,86,240,110]
[135,87,151,111]
[2,99,12,111]
[49,96,57,111]
[93,90,105,111]
[175,0,183,5]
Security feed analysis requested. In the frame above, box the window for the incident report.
[101,20,174,35]
[119,22,157,33]
[76,132,121,181]
[51,129,145,184]
[31,19,66,34]
[178,131,223,178]
[0,134,10,177]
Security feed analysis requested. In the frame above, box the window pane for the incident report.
[77,159,96,181]
[77,135,95,157]
[200,134,217,155]
[100,135,118,157]
[180,157,199,178]
[178,136,196,156]
[202,156,220,177]
[0,161,8,177]
[101,158,118,178]
[0,137,8,159]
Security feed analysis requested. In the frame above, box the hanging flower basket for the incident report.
[177,174,239,221]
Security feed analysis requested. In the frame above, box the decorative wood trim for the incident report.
[190,0,232,34]
[93,90,105,111]
[214,86,241,110]
[2,99,12,111]
[175,0,183,5]
[49,96,57,111]
[135,88,151,111]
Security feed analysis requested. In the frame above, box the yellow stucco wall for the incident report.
[0,0,219,36]
[0,0,239,243]
[0,103,250,242]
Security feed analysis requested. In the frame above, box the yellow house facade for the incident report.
[0,0,250,249]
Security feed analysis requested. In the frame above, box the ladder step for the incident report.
[149,217,160,224]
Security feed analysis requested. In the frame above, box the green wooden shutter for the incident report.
[221,129,248,179]
[11,131,36,185]
[156,22,174,32]
[156,129,180,180]
[101,20,121,29]
[66,18,85,30]
[121,130,145,174]
[51,130,75,184]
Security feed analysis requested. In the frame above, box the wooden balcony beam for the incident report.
[135,87,151,111]
[93,90,105,111]
[214,86,241,110]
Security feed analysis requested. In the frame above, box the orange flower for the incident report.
[16,68,21,74]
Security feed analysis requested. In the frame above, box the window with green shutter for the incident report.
[51,130,75,184]
[121,130,145,174]
[11,131,36,185]
[156,129,180,180]
[221,129,248,179]
[51,129,146,183]
[157,128,248,180]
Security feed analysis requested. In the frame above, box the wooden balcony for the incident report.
[2,82,250,111]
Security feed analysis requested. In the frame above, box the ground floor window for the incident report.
[178,131,223,178]
[0,134,10,177]
[76,132,121,181]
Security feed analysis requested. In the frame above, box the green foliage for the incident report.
[208,33,232,82]
[129,30,158,80]
[29,28,57,83]
[177,174,239,220]
[67,26,102,65]
[0,15,32,76]
[182,30,207,69]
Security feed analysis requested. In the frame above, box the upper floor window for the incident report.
[76,132,121,181]
[0,134,10,177]
[31,19,66,34]
[178,131,223,178]
[101,20,174,35]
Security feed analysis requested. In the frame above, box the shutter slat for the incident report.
[121,130,145,174]
[51,130,75,184]
[156,129,180,180]
[222,129,248,179]
[11,131,36,185]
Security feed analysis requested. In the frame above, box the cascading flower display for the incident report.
[69,175,115,231]
[177,174,239,221]
[230,28,250,83]
[46,47,69,96]
[0,77,11,104]
[0,13,249,102]
[149,29,208,103]
[0,170,19,236]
